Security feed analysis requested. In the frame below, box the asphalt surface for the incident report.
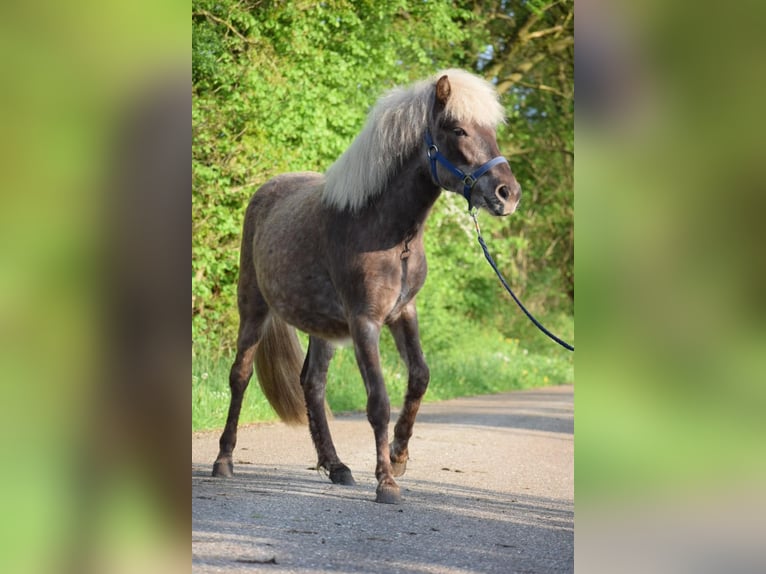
[192,385,573,573]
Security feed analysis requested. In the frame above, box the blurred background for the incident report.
[0,1,189,573]
[576,0,766,571]
[1,0,764,572]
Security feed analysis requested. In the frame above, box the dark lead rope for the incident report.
[470,211,574,352]
[424,130,573,351]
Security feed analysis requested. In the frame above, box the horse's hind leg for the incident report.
[388,302,430,478]
[212,289,269,478]
[301,336,356,486]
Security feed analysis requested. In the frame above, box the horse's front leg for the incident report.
[388,302,430,477]
[351,318,400,504]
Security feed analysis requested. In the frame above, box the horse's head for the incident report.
[426,74,521,216]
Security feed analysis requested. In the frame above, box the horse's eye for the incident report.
[452,127,467,137]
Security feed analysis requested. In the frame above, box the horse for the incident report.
[212,69,521,504]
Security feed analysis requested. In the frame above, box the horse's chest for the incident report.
[370,252,427,321]
[398,255,425,299]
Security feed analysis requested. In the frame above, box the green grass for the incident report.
[192,349,278,431]
[192,316,574,432]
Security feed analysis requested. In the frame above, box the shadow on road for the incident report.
[192,462,573,573]
[192,385,573,573]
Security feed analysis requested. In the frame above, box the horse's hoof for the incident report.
[389,443,408,477]
[391,459,407,477]
[212,460,233,477]
[329,464,356,486]
[375,480,402,504]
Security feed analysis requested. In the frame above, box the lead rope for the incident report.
[469,209,574,352]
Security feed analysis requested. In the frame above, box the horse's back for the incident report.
[247,171,324,216]
[243,171,325,257]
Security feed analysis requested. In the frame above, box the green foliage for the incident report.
[192,319,573,431]
[192,344,280,431]
[192,1,574,404]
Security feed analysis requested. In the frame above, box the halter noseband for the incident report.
[425,131,509,207]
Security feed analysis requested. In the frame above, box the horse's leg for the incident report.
[351,318,400,504]
[388,302,430,478]
[301,336,355,486]
[212,288,269,477]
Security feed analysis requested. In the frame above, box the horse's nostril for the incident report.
[497,185,510,201]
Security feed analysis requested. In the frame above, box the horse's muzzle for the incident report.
[490,181,521,216]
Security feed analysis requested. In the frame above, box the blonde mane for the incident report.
[322,69,506,212]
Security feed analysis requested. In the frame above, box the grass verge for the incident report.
[192,316,573,432]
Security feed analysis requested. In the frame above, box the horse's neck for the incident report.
[370,156,441,241]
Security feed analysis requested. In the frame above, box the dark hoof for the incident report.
[329,464,356,486]
[375,480,402,504]
[212,460,233,477]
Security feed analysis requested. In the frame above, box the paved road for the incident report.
[192,385,573,573]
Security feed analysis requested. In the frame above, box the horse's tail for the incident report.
[254,314,309,425]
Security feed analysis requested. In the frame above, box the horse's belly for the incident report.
[258,268,350,340]
[276,299,350,341]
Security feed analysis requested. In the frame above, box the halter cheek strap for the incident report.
[425,131,509,207]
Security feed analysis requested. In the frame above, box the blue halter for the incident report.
[425,131,509,207]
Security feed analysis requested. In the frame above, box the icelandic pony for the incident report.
[212,69,521,503]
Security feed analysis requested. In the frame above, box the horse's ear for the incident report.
[435,75,451,106]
